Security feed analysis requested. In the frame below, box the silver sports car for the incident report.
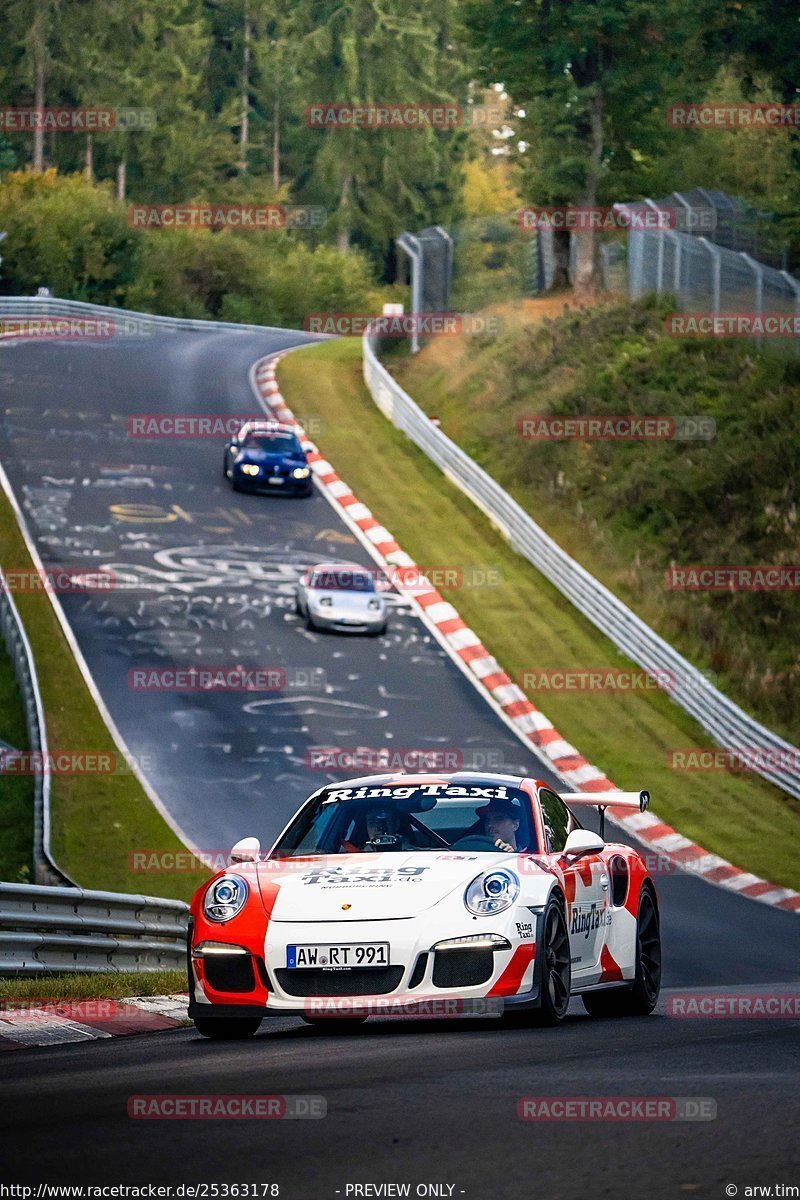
[295,562,388,635]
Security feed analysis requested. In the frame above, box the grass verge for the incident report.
[392,294,800,745]
[279,337,800,890]
[0,971,186,1001]
[0,635,33,882]
[0,491,209,899]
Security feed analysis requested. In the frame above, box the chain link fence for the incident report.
[612,193,800,345]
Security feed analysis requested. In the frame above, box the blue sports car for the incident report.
[223,420,313,496]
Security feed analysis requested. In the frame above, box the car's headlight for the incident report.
[318,596,333,607]
[292,467,310,479]
[203,874,249,922]
[241,464,260,476]
[367,598,380,610]
[465,868,520,916]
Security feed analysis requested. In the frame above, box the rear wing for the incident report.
[560,790,650,839]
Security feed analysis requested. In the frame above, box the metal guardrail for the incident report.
[0,295,309,338]
[0,882,189,975]
[362,329,800,801]
[0,568,71,885]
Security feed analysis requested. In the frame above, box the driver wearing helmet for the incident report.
[476,798,525,853]
[363,804,413,851]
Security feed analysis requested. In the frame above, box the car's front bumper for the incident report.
[308,607,386,632]
[234,471,312,495]
[189,911,542,1019]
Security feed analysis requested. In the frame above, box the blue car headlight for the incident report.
[240,464,260,476]
[465,868,520,916]
[292,467,310,479]
[203,874,249,922]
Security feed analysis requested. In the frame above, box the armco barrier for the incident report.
[362,328,800,801]
[0,294,312,338]
[0,567,71,885]
[0,882,188,975]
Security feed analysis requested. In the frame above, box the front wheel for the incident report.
[193,1014,263,1039]
[531,893,571,1026]
[582,885,661,1018]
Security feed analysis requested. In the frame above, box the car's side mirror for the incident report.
[231,836,261,863]
[562,829,605,856]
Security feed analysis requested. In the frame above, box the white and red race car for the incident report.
[188,773,661,1037]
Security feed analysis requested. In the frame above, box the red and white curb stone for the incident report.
[252,351,800,916]
[0,995,189,1050]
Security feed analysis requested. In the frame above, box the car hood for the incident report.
[236,449,305,466]
[257,851,528,921]
[308,590,383,613]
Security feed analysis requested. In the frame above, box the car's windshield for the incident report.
[242,432,302,454]
[310,569,375,592]
[272,782,537,855]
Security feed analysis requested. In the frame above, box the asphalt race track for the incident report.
[0,329,554,853]
[1,329,799,1197]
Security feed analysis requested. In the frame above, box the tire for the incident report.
[582,885,661,1018]
[370,623,388,638]
[304,610,316,631]
[531,892,571,1026]
[193,1014,263,1039]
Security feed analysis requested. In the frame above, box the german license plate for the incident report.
[268,476,284,485]
[286,942,389,969]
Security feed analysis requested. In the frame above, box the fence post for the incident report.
[739,252,764,345]
[699,238,722,314]
[643,199,666,291]
[395,232,423,354]
[780,270,800,357]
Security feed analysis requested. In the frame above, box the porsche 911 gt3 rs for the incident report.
[188,772,661,1037]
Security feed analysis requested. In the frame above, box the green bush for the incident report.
[0,171,380,328]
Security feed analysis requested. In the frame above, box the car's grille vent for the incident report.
[256,957,274,991]
[204,954,257,994]
[275,967,404,997]
[408,953,428,989]
[432,949,494,989]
